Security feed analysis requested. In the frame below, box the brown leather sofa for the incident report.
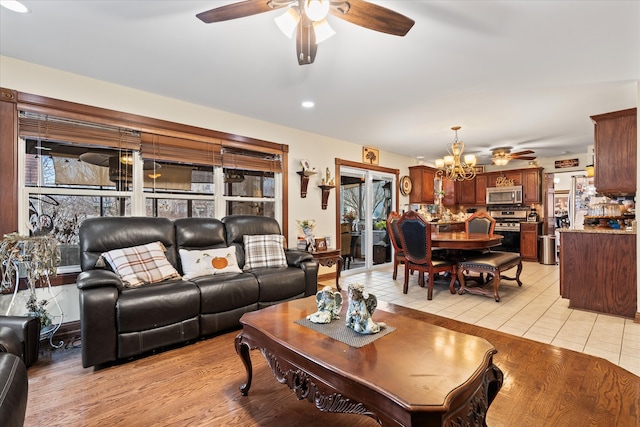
[77,215,318,368]
[0,326,29,427]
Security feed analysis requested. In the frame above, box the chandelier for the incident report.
[434,126,477,181]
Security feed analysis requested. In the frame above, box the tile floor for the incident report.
[321,260,640,377]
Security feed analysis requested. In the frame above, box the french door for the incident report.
[338,163,396,271]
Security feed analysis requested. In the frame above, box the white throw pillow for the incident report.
[243,234,287,271]
[179,246,242,279]
[101,241,181,288]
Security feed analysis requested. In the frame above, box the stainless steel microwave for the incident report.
[486,186,523,205]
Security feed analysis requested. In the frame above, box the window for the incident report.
[17,112,286,272]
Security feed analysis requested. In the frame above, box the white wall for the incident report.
[0,56,414,320]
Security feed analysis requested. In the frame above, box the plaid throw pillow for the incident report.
[102,241,181,288]
[243,234,287,271]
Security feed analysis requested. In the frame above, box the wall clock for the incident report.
[399,175,412,196]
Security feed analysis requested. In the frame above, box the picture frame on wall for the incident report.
[314,238,327,252]
[362,146,379,165]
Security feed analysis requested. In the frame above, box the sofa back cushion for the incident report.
[79,217,177,272]
[222,215,283,269]
[174,217,227,274]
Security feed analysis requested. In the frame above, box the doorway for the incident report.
[337,161,397,271]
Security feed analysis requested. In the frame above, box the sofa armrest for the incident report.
[78,285,119,368]
[0,327,21,357]
[0,353,28,427]
[0,316,41,368]
[299,260,319,297]
[285,249,313,267]
[77,269,124,291]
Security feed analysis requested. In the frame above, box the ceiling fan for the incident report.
[196,0,415,65]
[491,147,536,166]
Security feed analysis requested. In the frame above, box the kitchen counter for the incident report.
[558,228,636,235]
[559,230,636,318]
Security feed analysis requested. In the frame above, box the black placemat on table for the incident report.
[294,318,395,348]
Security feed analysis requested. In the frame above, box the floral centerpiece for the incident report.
[343,210,357,224]
[296,219,316,251]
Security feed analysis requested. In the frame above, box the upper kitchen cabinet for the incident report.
[523,168,542,204]
[409,165,436,204]
[590,108,637,196]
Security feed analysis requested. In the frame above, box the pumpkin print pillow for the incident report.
[179,246,242,279]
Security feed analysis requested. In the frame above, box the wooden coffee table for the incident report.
[235,296,503,426]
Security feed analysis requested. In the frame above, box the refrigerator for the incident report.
[567,175,604,230]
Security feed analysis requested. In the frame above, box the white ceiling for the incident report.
[1,1,638,165]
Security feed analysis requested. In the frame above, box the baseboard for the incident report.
[635,312,640,324]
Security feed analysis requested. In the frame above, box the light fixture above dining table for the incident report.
[435,126,477,181]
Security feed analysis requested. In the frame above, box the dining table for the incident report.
[431,231,504,250]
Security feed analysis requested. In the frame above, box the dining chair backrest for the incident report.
[397,211,434,265]
[466,211,496,235]
[386,212,403,252]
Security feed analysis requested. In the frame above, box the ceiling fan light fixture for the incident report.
[493,156,510,166]
[274,7,300,38]
[304,0,330,21]
[313,19,335,44]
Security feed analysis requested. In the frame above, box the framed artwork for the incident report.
[362,146,379,165]
[314,238,327,252]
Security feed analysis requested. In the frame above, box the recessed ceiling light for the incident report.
[301,101,315,108]
[0,0,28,13]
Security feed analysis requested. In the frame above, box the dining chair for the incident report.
[397,211,457,299]
[387,212,411,280]
[465,210,496,235]
[340,223,353,270]
[459,211,523,301]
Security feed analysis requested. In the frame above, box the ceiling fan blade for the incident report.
[296,15,317,65]
[196,0,285,24]
[514,156,537,161]
[512,150,535,156]
[330,0,415,36]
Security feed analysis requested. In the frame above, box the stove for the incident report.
[489,208,528,231]
[488,207,528,252]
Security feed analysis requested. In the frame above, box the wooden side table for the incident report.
[309,248,343,291]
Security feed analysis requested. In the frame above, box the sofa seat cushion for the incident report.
[191,273,259,314]
[251,267,307,303]
[116,279,200,333]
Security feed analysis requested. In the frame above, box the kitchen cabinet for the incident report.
[475,175,487,205]
[523,168,541,203]
[559,229,636,318]
[457,178,476,205]
[409,165,435,204]
[590,108,637,196]
[442,178,456,206]
[520,222,541,262]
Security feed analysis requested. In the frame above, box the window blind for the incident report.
[18,112,140,150]
[221,146,282,172]
[140,133,221,166]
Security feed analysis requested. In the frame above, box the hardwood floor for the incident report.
[25,301,639,427]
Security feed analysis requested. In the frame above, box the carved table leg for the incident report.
[234,333,253,396]
[335,256,343,291]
